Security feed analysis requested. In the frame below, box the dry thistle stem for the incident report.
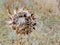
[8,8,37,34]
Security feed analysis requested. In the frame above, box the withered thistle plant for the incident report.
[4,0,37,34]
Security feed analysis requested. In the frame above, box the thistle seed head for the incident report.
[8,8,37,34]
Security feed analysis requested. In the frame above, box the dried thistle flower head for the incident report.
[8,8,37,34]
